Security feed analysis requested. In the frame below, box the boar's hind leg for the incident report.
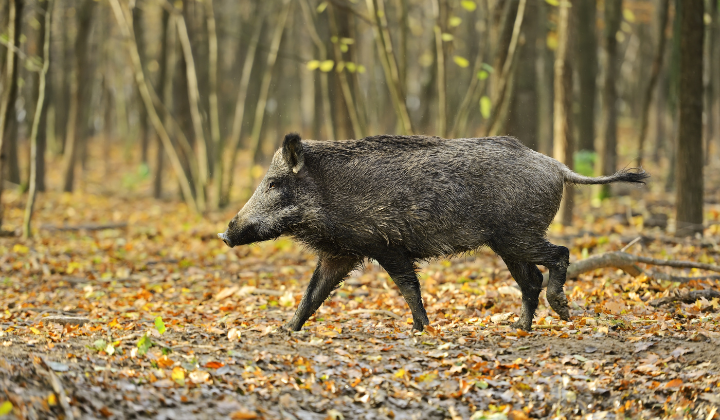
[502,259,543,331]
[375,252,430,331]
[286,255,361,331]
[494,239,570,322]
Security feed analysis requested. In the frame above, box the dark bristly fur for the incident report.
[219,133,648,332]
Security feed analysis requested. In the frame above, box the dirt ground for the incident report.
[1,157,720,419]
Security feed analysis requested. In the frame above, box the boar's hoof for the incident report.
[546,292,571,321]
[511,318,533,332]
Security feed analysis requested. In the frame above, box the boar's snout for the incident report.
[218,216,240,248]
[217,232,233,247]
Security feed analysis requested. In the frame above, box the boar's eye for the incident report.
[268,181,276,189]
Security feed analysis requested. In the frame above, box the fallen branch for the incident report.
[42,315,90,326]
[41,223,128,231]
[649,290,720,307]
[540,251,720,288]
[347,309,402,320]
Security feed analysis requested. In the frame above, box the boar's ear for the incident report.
[282,133,305,173]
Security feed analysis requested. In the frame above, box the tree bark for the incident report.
[0,0,22,230]
[595,0,622,200]
[24,0,53,239]
[60,0,96,193]
[637,0,670,167]
[553,0,574,226]
[675,0,705,237]
[576,0,597,153]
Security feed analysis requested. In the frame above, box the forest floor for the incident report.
[1,151,720,419]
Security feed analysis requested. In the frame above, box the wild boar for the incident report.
[219,133,648,331]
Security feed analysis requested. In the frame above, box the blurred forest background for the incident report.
[0,0,718,237]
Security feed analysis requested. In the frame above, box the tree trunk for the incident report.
[206,0,222,209]
[675,0,705,237]
[576,0,597,153]
[176,12,208,210]
[60,0,96,193]
[31,0,52,193]
[703,0,716,165]
[536,1,554,156]
[637,0,670,167]
[433,0,447,137]
[247,1,292,174]
[595,0,622,200]
[0,0,23,230]
[506,0,538,150]
[24,0,53,239]
[221,8,264,206]
[109,0,199,213]
[553,0,574,226]
[486,0,527,136]
[153,8,173,199]
[132,4,150,165]
[329,5,364,139]
[365,0,413,134]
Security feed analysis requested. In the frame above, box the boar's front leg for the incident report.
[375,251,430,331]
[286,255,361,331]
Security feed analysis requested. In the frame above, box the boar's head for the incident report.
[219,133,306,247]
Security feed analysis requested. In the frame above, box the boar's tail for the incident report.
[561,166,649,185]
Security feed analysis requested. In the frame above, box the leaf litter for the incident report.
[1,179,720,419]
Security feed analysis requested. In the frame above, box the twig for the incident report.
[41,223,128,231]
[620,236,642,252]
[36,356,75,420]
[533,324,565,330]
[649,289,720,307]
[250,288,285,297]
[347,309,402,320]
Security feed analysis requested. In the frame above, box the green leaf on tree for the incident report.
[461,1,477,12]
[449,16,462,27]
[480,96,492,119]
[319,60,335,72]
[316,2,328,13]
[306,60,321,71]
[453,56,470,68]
[477,70,489,80]
[441,33,454,42]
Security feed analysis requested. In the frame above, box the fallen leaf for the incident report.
[664,378,683,389]
[230,410,258,419]
[189,370,210,383]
